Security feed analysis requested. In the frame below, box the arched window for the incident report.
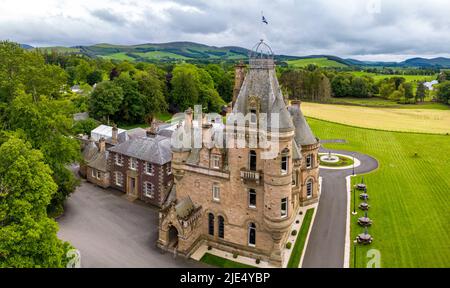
[208,213,214,236]
[248,222,256,246]
[249,150,257,171]
[218,216,224,239]
[306,179,313,198]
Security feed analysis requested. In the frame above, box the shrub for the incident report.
[291,230,298,236]
[256,258,261,264]
[233,252,238,259]
[286,242,292,249]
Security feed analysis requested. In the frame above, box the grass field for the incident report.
[308,118,450,268]
[351,71,438,83]
[301,102,450,134]
[287,208,314,268]
[200,253,255,268]
[132,51,188,60]
[101,52,135,61]
[287,57,347,68]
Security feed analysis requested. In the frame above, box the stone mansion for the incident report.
[157,40,320,267]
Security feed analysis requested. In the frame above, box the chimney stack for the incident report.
[112,125,118,144]
[232,61,246,108]
[290,99,301,109]
[99,137,106,153]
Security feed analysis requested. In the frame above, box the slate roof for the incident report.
[231,58,294,132]
[82,140,99,162]
[289,105,318,146]
[108,135,172,165]
[175,196,195,219]
[87,151,109,172]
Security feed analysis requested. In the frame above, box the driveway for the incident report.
[57,180,205,268]
[301,149,378,268]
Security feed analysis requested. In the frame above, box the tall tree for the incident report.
[134,70,167,119]
[416,82,427,102]
[0,136,72,267]
[89,81,124,123]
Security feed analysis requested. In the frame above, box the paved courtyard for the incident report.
[57,179,205,268]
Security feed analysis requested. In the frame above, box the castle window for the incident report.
[218,216,225,239]
[212,184,220,202]
[143,182,154,198]
[114,171,123,187]
[145,162,154,175]
[281,156,288,175]
[208,213,215,236]
[248,223,256,246]
[129,158,138,170]
[250,109,257,124]
[307,179,313,198]
[211,154,221,169]
[249,150,257,171]
[306,154,313,169]
[281,197,288,218]
[248,189,256,208]
[115,154,124,166]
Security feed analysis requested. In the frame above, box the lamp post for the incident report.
[352,153,355,176]
[352,187,357,215]
[353,240,358,268]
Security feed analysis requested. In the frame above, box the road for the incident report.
[57,179,205,268]
[301,149,378,268]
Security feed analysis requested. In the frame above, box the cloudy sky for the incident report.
[1,0,449,61]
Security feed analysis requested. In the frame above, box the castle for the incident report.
[157,40,320,267]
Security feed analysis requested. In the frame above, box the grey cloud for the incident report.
[90,9,127,25]
[0,0,449,60]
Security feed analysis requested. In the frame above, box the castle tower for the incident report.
[157,40,319,267]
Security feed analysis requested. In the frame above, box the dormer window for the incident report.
[211,154,221,169]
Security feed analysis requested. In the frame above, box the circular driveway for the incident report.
[302,148,378,268]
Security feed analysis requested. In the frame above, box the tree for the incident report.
[416,82,427,102]
[86,70,103,86]
[134,70,168,118]
[89,81,124,123]
[402,82,414,103]
[113,74,146,124]
[379,82,396,99]
[350,77,369,98]
[436,81,450,104]
[7,92,81,215]
[331,74,351,97]
[171,65,200,111]
[0,136,71,267]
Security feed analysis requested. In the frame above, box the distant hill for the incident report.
[27,41,450,68]
[20,43,34,49]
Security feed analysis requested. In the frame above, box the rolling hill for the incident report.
[22,41,450,68]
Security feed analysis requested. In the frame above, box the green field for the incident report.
[308,118,450,268]
[287,208,315,268]
[351,71,438,83]
[322,97,450,109]
[133,51,188,60]
[200,253,255,268]
[287,57,348,68]
[101,52,135,61]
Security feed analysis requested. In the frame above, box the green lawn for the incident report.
[287,208,315,268]
[132,51,189,60]
[308,118,450,268]
[200,253,255,268]
[287,57,347,68]
[101,52,135,61]
[351,71,438,83]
